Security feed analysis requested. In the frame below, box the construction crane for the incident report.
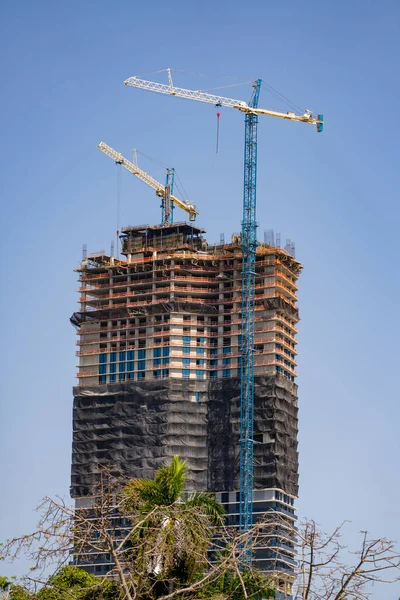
[124,70,323,558]
[98,142,199,224]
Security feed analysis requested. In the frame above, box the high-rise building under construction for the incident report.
[70,221,300,581]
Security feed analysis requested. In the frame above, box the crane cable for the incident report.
[135,69,305,114]
[135,149,189,202]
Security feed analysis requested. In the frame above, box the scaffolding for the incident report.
[73,224,301,387]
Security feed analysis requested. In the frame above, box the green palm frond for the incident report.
[122,478,166,512]
[121,456,225,585]
[186,492,225,526]
[154,455,187,504]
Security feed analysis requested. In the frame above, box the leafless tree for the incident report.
[251,514,400,600]
[1,475,400,600]
[0,471,273,600]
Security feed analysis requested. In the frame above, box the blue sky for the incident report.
[1,0,399,596]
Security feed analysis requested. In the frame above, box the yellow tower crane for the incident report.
[98,142,199,223]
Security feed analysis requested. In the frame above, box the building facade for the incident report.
[71,222,301,594]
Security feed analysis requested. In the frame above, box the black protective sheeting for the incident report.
[71,376,298,498]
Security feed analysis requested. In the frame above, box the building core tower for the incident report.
[71,222,300,582]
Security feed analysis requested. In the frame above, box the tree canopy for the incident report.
[1,456,400,600]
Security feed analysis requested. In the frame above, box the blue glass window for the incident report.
[99,353,107,364]
[182,369,190,378]
[110,374,116,382]
[137,372,145,380]
[197,359,205,366]
[153,358,161,366]
[162,358,169,365]
[110,352,117,363]
[210,348,218,356]
[119,373,125,381]
[129,372,135,380]
[110,363,117,374]
[119,362,126,372]
[127,362,134,371]
[138,349,146,359]
[222,369,231,378]
[223,357,231,366]
[196,370,204,379]
[182,358,190,366]
[195,392,200,403]
[153,370,161,378]
[99,375,106,384]
[210,359,217,366]
[162,369,169,377]
[99,364,107,375]
[210,371,217,379]
[153,347,162,358]
[163,347,170,357]
[183,346,191,354]
[196,347,205,355]
[183,336,191,344]
[223,347,231,354]
[119,351,126,361]
[127,350,134,360]
[138,360,146,370]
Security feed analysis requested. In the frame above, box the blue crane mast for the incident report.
[240,79,261,547]
[162,167,175,225]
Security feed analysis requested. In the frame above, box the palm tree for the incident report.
[122,456,224,584]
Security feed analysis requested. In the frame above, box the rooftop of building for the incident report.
[120,221,206,236]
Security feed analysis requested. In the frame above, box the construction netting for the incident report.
[71,376,298,499]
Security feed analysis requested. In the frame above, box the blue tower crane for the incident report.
[123,70,323,557]
[239,79,261,549]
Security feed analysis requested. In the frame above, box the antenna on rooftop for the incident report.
[82,244,87,261]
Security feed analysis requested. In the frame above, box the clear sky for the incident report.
[1,0,399,596]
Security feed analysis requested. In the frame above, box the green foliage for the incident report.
[3,567,118,600]
[37,566,118,600]
[3,458,277,600]
[6,584,35,600]
[0,576,11,591]
[122,455,225,586]
[123,455,187,511]
[123,455,224,524]
[199,567,275,600]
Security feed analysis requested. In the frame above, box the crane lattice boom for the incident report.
[98,142,198,222]
[124,70,323,127]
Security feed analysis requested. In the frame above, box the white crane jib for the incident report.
[98,142,199,222]
[124,69,323,127]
